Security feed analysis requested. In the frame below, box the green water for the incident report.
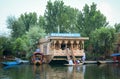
[0,64,120,79]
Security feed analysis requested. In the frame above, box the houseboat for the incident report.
[38,33,89,64]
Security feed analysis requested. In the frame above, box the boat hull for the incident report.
[64,63,83,66]
[34,60,42,65]
[2,61,20,66]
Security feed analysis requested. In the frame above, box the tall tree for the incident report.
[77,3,108,37]
[90,27,116,56]
[7,16,25,38]
[19,12,37,31]
[114,23,120,32]
[38,16,45,29]
[7,12,38,38]
[44,0,78,33]
[26,25,46,51]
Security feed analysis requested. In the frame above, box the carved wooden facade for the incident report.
[38,33,89,62]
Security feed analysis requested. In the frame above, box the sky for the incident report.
[0,0,120,36]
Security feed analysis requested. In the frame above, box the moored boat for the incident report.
[31,49,44,65]
[111,53,120,63]
[64,63,83,66]
[38,33,89,64]
[1,61,21,66]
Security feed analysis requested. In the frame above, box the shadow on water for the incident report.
[49,60,68,65]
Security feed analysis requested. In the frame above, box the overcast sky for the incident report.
[0,0,120,35]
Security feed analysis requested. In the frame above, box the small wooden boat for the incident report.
[64,63,83,66]
[31,51,44,65]
[84,61,98,64]
[97,60,118,64]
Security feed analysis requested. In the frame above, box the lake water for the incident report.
[0,63,120,79]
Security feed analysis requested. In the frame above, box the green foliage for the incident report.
[13,38,27,52]
[7,16,16,29]
[86,52,101,60]
[7,16,25,38]
[77,3,108,37]
[19,12,37,31]
[0,36,7,55]
[26,25,46,44]
[25,25,46,56]
[90,27,116,56]
[4,0,119,59]
[6,12,45,57]
[114,23,120,32]
[38,16,45,28]
[7,12,38,39]
[44,0,79,33]
[0,36,14,55]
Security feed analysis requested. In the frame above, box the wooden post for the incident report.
[70,40,74,49]
[82,41,84,49]
[76,40,79,49]
[64,40,68,48]
[70,40,76,63]
[59,40,62,49]
[53,40,56,54]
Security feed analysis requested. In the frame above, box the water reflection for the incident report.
[0,64,120,79]
[32,64,86,79]
[84,64,120,79]
[67,65,86,79]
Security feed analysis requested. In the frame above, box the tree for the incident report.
[7,12,38,38]
[7,16,26,38]
[77,3,108,37]
[44,0,78,33]
[19,12,37,31]
[0,36,14,55]
[0,36,8,55]
[38,16,46,29]
[25,25,46,54]
[114,23,120,32]
[13,38,27,55]
[90,27,116,56]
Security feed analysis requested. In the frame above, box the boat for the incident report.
[97,60,119,64]
[64,63,83,66]
[38,33,89,64]
[1,61,21,66]
[95,53,120,64]
[84,61,98,64]
[31,49,44,65]
[20,60,29,64]
[111,53,120,63]
[1,57,28,66]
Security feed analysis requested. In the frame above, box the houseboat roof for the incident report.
[111,53,120,56]
[49,33,88,40]
[49,33,81,37]
[39,33,89,43]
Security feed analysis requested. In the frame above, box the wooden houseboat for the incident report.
[38,33,89,64]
